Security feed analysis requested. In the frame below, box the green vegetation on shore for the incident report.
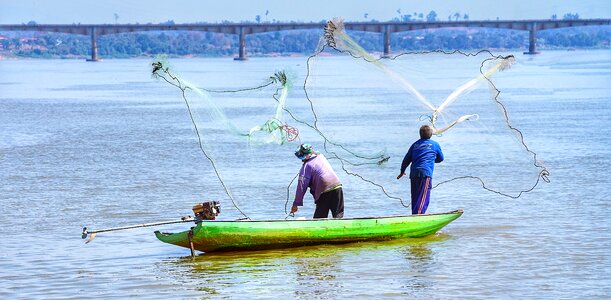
[1,26,609,59]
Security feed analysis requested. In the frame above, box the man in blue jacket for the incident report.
[397,125,444,214]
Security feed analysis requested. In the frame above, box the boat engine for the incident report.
[192,201,221,221]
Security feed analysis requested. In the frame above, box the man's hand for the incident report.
[396,173,405,179]
[291,205,298,213]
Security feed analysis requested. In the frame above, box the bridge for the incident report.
[1,19,609,61]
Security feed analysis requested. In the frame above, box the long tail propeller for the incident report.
[82,216,194,243]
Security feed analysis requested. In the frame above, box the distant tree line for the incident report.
[1,26,608,59]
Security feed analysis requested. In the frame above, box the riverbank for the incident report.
[1,46,609,61]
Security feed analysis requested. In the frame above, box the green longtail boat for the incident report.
[154,209,463,253]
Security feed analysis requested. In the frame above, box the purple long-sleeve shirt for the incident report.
[293,154,341,206]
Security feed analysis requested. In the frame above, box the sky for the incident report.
[0,0,609,24]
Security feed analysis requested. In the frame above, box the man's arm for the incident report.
[292,165,311,207]
[397,147,413,179]
[435,143,444,163]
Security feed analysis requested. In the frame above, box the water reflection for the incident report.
[157,234,450,298]
[292,249,343,299]
[399,239,437,293]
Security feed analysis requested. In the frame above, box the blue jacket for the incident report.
[400,139,444,178]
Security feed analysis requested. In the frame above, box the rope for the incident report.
[152,62,250,220]
[200,81,275,93]
[284,173,299,214]
[432,54,551,196]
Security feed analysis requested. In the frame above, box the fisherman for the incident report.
[291,144,344,218]
[396,125,444,215]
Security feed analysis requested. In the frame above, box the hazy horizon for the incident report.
[1,0,610,24]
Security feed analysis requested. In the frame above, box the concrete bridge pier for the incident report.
[234,27,248,61]
[382,25,391,58]
[86,27,100,61]
[524,22,540,55]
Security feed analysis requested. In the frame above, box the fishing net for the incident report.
[152,18,549,218]
[152,56,299,219]
[286,19,549,210]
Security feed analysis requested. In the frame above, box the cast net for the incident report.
[152,18,549,218]
[283,19,549,212]
[152,56,299,219]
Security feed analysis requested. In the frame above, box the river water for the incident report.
[0,50,609,299]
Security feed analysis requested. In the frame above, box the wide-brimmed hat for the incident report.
[294,143,318,161]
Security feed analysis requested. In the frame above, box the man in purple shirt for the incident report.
[397,125,444,215]
[290,144,344,218]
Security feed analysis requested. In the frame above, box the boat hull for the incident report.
[155,210,463,252]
